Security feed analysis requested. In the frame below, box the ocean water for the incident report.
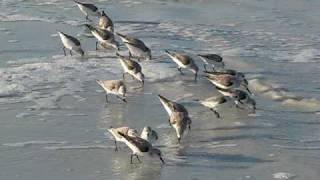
[1,0,320,179]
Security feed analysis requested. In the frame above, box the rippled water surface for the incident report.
[1,0,320,180]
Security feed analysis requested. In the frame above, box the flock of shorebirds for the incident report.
[56,1,257,165]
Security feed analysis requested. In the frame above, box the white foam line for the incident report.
[272,144,320,150]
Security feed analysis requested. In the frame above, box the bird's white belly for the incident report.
[159,100,173,116]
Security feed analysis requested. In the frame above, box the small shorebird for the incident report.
[165,50,199,81]
[96,80,126,103]
[118,132,165,164]
[216,87,256,111]
[116,33,151,61]
[117,53,144,87]
[205,73,251,94]
[57,31,84,56]
[85,24,119,50]
[140,126,158,144]
[107,126,138,151]
[158,95,191,142]
[74,0,99,21]
[197,54,224,71]
[98,11,114,33]
[195,96,232,118]
[169,109,192,143]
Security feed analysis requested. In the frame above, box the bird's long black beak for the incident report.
[160,156,165,164]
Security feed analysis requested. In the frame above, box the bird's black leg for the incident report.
[130,154,134,164]
[135,155,142,163]
[203,64,207,71]
[117,95,127,103]
[129,51,132,59]
[168,118,171,126]
[70,50,73,56]
[194,72,198,82]
[96,41,99,50]
[122,73,126,80]
[210,108,220,118]
[246,87,253,95]
[178,67,184,75]
[62,47,66,56]
[114,140,118,152]
[105,94,108,103]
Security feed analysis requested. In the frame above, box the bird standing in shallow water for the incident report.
[205,72,252,94]
[57,31,84,57]
[165,50,199,81]
[158,95,191,143]
[117,33,152,61]
[85,24,119,50]
[118,132,165,164]
[96,80,127,103]
[117,53,145,87]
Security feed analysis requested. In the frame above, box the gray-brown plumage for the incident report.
[169,109,192,143]
[205,73,251,93]
[96,80,126,103]
[165,50,199,81]
[117,53,144,86]
[118,132,164,164]
[107,126,138,151]
[117,33,151,61]
[85,24,119,50]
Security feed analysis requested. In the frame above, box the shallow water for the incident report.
[1,0,320,180]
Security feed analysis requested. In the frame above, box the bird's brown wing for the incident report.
[118,132,151,152]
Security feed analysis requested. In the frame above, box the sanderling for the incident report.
[118,132,165,164]
[158,95,191,142]
[140,126,158,144]
[74,0,99,21]
[169,108,192,143]
[197,54,224,71]
[195,95,232,118]
[165,50,199,81]
[107,126,138,151]
[116,53,145,87]
[205,73,251,94]
[57,31,84,56]
[116,33,151,61]
[216,87,256,111]
[85,24,119,50]
[96,80,126,103]
[98,11,114,33]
